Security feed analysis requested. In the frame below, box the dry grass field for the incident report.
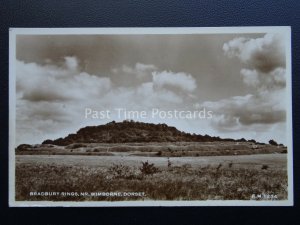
[15,153,288,201]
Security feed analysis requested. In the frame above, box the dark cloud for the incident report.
[22,89,71,102]
[238,110,285,125]
[202,91,286,131]
[223,34,285,73]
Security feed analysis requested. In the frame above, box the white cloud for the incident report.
[202,91,285,128]
[16,57,113,145]
[112,62,157,80]
[64,56,78,71]
[223,33,285,73]
[135,63,157,72]
[16,58,111,102]
[240,69,260,87]
[136,82,183,106]
[16,59,198,145]
[199,90,286,144]
[198,33,288,144]
[152,71,197,92]
[240,67,286,91]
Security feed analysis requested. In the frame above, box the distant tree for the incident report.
[269,139,278,146]
[42,139,53,145]
[16,144,31,151]
[248,139,256,143]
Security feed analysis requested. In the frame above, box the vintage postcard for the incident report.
[9,27,293,206]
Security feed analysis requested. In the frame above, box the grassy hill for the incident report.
[41,120,248,146]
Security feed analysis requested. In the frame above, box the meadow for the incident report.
[16,141,287,157]
[15,153,288,201]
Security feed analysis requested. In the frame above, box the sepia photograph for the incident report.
[9,27,293,206]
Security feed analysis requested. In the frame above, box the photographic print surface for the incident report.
[9,27,293,206]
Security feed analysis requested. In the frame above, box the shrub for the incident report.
[140,161,159,175]
[16,144,32,151]
[156,151,162,156]
[269,139,278,146]
[108,164,136,179]
[261,165,269,170]
[181,163,192,171]
[249,139,257,143]
[42,139,53,145]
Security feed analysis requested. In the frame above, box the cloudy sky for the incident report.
[15,32,288,145]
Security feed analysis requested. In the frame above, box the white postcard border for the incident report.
[9,27,293,207]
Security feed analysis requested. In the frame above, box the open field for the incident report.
[15,153,288,201]
[16,141,287,157]
[16,153,287,170]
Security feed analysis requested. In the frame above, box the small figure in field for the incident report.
[167,157,172,168]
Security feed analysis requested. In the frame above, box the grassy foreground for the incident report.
[15,161,288,201]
